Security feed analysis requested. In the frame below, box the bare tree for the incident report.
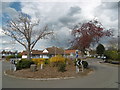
[3,13,53,60]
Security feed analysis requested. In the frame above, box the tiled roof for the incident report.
[46,46,64,54]
[65,50,76,54]
[21,47,64,55]
[21,50,43,55]
[21,47,81,55]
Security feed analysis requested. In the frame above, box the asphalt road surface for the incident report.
[1,59,119,88]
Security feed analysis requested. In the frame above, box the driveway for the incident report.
[2,59,119,88]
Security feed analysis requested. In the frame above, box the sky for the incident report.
[0,0,119,52]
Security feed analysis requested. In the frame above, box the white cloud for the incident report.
[1,1,118,51]
[2,2,19,20]
[0,28,5,36]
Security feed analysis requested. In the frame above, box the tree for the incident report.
[71,19,112,55]
[96,44,105,56]
[107,37,118,50]
[3,13,53,60]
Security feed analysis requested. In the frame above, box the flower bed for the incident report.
[5,64,93,79]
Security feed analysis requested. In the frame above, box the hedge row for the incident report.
[104,50,120,61]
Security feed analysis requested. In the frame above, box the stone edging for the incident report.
[99,62,120,67]
[4,71,76,81]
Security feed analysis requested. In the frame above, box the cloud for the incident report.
[68,6,81,16]
[0,28,5,36]
[93,2,118,37]
[1,1,118,51]
[2,2,19,20]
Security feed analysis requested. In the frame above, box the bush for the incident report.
[6,55,15,60]
[6,54,22,61]
[57,62,66,72]
[50,55,66,67]
[96,44,105,56]
[44,59,50,64]
[118,53,120,60]
[82,61,88,68]
[32,58,45,66]
[50,55,65,63]
[16,59,35,70]
[65,58,74,65]
[104,50,118,61]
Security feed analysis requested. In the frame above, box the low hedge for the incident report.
[104,50,119,61]
[16,59,35,70]
[82,61,88,68]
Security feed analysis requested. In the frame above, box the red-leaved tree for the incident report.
[71,19,112,55]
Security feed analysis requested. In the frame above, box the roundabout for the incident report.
[4,64,93,81]
[2,58,119,88]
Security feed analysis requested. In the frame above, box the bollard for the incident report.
[30,64,37,72]
[40,64,43,69]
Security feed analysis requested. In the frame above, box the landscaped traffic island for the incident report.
[5,55,93,80]
[5,65,93,80]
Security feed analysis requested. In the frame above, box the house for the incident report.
[1,50,18,58]
[84,48,92,57]
[42,46,64,58]
[65,49,76,57]
[21,50,43,58]
[65,49,81,58]
[21,46,64,59]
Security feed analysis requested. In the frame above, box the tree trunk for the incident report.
[27,49,31,60]
[27,44,31,60]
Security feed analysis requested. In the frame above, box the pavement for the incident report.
[1,58,119,88]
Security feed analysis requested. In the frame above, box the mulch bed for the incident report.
[6,64,93,79]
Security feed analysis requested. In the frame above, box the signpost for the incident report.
[75,50,79,73]
[75,50,84,73]
[80,59,84,72]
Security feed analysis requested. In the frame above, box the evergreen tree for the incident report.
[96,44,105,56]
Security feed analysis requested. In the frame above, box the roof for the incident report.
[21,50,43,55]
[46,46,64,54]
[65,50,76,54]
[21,47,64,55]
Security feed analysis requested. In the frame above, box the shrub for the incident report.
[17,54,22,58]
[44,59,50,64]
[6,54,22,61]
[104,50,118,61]
[16,59,35,70]
[32,58,45,66]
[96,44,105,56]
[118,53,120,60]
[50,55,66,67]
[57,62,66,72]
[50,55,65,63]
[65,58,74,65]
[6,55,15,60]
[82,61,88,68]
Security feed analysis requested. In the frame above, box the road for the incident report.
[1,59,119,88]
